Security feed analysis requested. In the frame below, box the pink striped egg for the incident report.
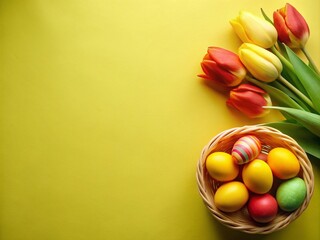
[232,135,262,165]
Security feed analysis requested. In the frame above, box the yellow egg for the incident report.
[214,181,249,212]
[267,147,300,179]
[206,152,239,182]
[242,159,273,194]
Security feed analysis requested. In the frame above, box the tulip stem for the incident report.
[270,46,294,72]
[277,75,315,109]
[301,47,320,75]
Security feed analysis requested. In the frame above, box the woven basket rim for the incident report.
[196,125,314,234]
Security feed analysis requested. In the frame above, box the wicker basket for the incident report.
[196,125,314,234]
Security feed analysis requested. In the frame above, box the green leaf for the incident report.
[270,81,312,112]
[265,121,320,159]
[277,43,289,60]
[270,46,308,96]
[282,65,309,96]
[285,46,320,113]
[267,106,320,137]
[246,77,304,110]
[260,8,273,24]
[271,44,308,96]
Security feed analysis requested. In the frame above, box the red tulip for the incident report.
[273,3,310,49]
[198,47,246,87]
[227,83,272,118]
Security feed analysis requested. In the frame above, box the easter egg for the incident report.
[247,194,278,223]
[232,135,261,164]
[242,159,273,194]
[214,181,249,212]
[267,147,300,179]
[276,177,307,212]
[206,152,239,182]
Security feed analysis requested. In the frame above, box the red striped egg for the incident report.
[232,135,262,165]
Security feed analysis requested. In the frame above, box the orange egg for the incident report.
[267,147,300,179]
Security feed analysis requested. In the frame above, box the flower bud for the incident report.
[238,43,282,82]
[230,11,278,48]
[273,3,310,49]
[227,83,272,118]
[198,47,246,87]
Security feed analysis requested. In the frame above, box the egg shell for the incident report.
[232,135,262,165]
[206,152,239,182]
[214,181,249,212]
[242,159,273,194]
[276,177,307,212]
[267,147,300,179]
[247,194,278,223]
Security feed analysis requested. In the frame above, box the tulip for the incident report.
[273,3,310,49]
[238,43,282,82]
[227,83,272,118]
[198,47,246,87]
[230,11,278,49]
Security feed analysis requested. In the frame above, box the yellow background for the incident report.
[0,0,319,239]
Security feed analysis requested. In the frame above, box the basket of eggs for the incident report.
[196,125,314,234]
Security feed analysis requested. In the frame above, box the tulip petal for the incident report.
[230,19,252,43]
[233,83,266,94]
[227,93,269,118]
[199,47,246,87]
[239,11,277,48]
[285,3,309,43]
[239,49,279,82]
[200,60,241,86]
[244,43,283,73]
[273,3,310,48]
[207,47,245,73]
[227,84,270,118]
[239,43,282,82]
[202,53,211,60]
[273,11,292,46]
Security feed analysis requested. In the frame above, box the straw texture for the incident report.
[196,125,314,234]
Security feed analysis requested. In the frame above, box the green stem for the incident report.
[271,45,309,96]
[277,75,315,109]
[270,46,294,73]
[301,47,320,75]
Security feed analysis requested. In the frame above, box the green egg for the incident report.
[276,177,307,212]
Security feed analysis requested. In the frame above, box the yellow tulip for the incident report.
[238,43,282,82]
[230,11,278,49]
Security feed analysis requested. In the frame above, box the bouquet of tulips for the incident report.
[198,3,320,160]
